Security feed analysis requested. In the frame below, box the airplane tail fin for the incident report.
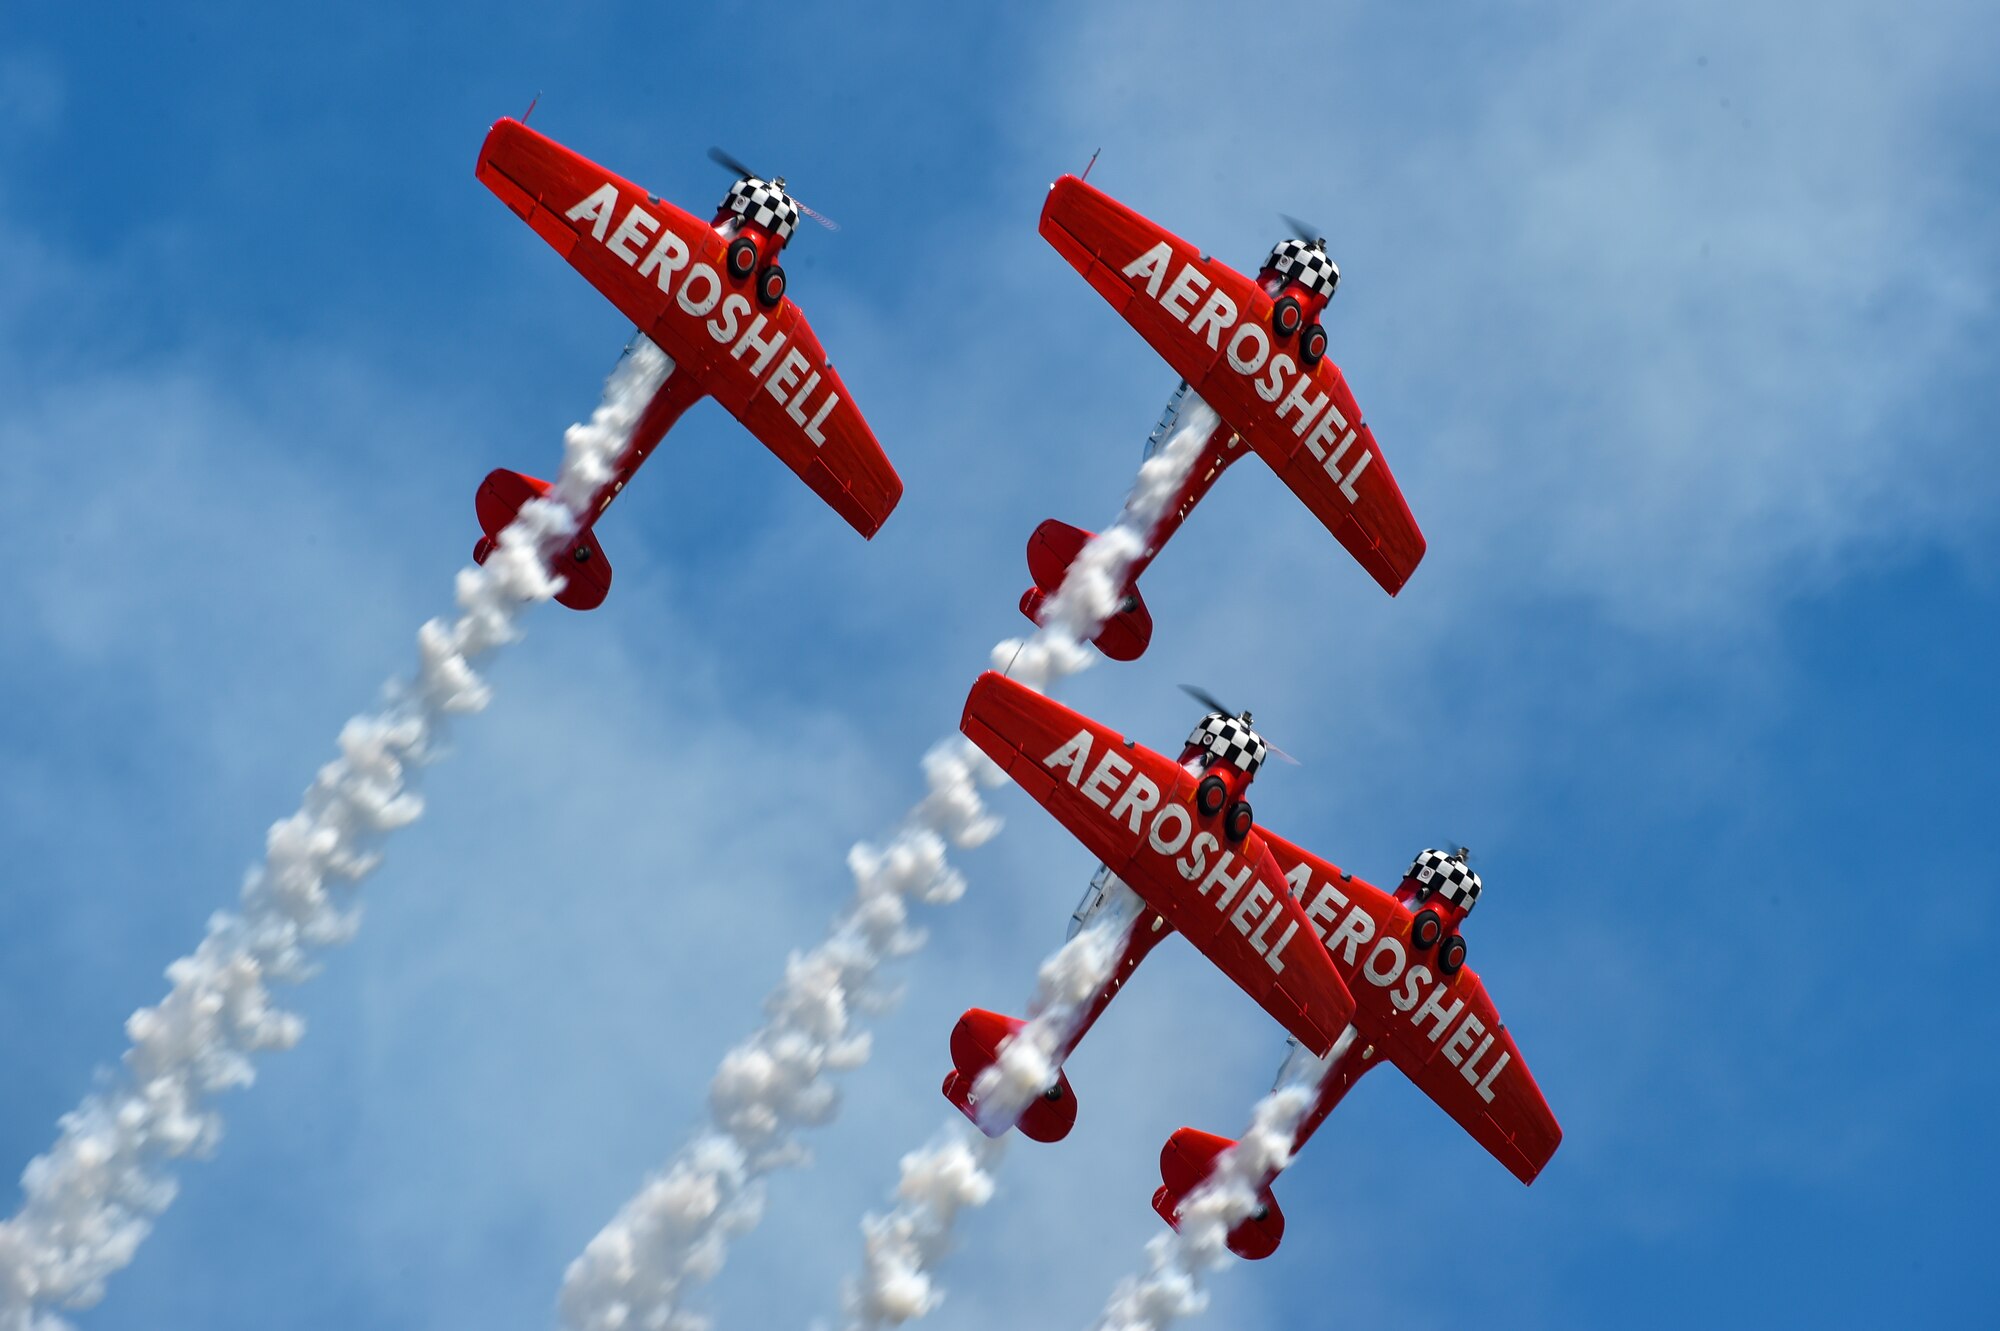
[1151,1127,1286,1260]
[1017,518,1154,661]
[473,467,613,611]
[940,1008,1078,1144]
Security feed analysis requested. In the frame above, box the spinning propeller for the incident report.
[1177,684,1299,766]
[1280,212,1328,249]
[708,146,841,231]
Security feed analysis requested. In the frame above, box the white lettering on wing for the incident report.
[606,204,661,264]
[1120,241,1376,507]
[566,183,620,240]
[1011,724,1340,1030]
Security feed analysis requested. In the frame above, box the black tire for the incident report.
[1299,322,1328,368]
[1224,801,1254,842]
[1042,1083,1065,1102]
[1411,908,1443,950]
[1439,934,1467,976]
[1271,295,1303,338]
[756,263,787,307]
[726,235,759,279]
[1195,774,1229,817]
[572,543,594,565]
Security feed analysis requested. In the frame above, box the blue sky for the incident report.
[2,1,1996,1327]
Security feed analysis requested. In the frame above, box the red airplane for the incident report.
[470,119,903,609]
[944,672,1560,1260]
[1019,177,1426,660]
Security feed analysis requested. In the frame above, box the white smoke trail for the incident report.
[1091,1026,1355,1331]
[835,890,1141,1331]
[830,403,1226,1329]
[555,742,996,1331]
[558,398,1220,1331]
[997,398,1218,693]
[0,340,672,1331]
[967,877,1147,1136]
[841,1124,1003,1329]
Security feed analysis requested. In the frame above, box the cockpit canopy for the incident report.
[1186,711,1269,777]
[721,175,801,244]
[1408,848,1482,915]
[1264,237,1340,301]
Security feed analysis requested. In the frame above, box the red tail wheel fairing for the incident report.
[1038,174,1425,595]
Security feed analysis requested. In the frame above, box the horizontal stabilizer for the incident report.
[941,1008,1078,1143]
[472,467,612,611]
[1153,1127,1285,1260]
[1018,518,1154,661]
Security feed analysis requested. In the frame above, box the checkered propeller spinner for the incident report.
[944,672,1561,1262]
[1019,177,1428,661]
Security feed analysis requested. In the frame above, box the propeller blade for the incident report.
[1178,683,1234,718]
[708,145,759,179]
[795,198,841,232]
[1178,683,1302,767]
[1280,212,1324,245]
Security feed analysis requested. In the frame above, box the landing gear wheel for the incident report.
[1042,1083,1065,1102]
[1195,774,1229,817]
[725,235,759,279]
[756,263,787,307]
[572,544,594,564]
[1439,933,1467,976]
[1411,908,1443,950]
[1271,295,1303,338]
[1224,801,1254,842]
[1299,322,1328,368]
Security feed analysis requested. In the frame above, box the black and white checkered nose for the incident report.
[1265,238,1339,301]
[722,175,801,243]
[1408,848,1482,914]
[1186,712,1269,777]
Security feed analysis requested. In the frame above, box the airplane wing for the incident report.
[1259,830,1562,1184]
[960,672,1356,1056]
[475,118,902,537]
[1039,176,1424,595]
